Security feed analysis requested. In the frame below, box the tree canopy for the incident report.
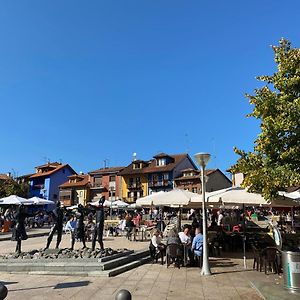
[231,39,300,200]
[0,178,29,198]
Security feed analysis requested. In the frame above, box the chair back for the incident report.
[166,243,181,258]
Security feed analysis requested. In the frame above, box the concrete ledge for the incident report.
[0,249,151,277]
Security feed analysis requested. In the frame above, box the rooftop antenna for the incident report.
[104,159,109,168]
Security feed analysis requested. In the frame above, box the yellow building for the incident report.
[59,174,90,206]
[119,160,149,202]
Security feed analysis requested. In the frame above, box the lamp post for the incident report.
[194,152,211,276]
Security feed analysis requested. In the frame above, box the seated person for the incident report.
[179,224,194,265]
[179,224,192,245]
[192,227,203,258]
[150,229,166,263]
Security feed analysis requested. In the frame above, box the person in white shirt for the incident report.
[178,225,191,244]
[217,210,224,226]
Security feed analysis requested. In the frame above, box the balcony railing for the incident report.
[90,183,104,189]
[128,182,142,189]
[148,180,172,187]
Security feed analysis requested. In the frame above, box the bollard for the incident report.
[0,283,8,300]
[115,289,132,300]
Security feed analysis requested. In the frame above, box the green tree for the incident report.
[232,39,300,200]
[0,178,29,198]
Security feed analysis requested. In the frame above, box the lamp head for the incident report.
[194,152,211,167]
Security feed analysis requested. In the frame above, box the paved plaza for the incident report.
[0,232,298,299]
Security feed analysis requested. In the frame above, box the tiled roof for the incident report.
[143,154,190,174]
[0,174,10,180]
[174,169,217,181]
[89,166,125,175]
[16,173,35,179]
[59,174,90,188]
[118,161,151,176]
[30,164,76,179]
[153,152,173,159]
[35,162,62,169]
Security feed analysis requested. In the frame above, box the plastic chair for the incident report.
[260,247,280,274]
[251,244,261,271]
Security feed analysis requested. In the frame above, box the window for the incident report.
[192,187,198,193]
[133,163,141,169]
[94,177,102,186]
[163,173,169,180]
[79,191,83,197]
[156,158,166,166]
[109,175,116,182]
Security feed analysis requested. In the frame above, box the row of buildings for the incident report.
[3,152,232,207]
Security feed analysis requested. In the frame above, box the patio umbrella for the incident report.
[27,197,55,205]
[0,195,33,205]
[136,191,165,207]
[278,190,300,200]
[208,187,300,207]
[151,189,198,207]
[111,200,129,208]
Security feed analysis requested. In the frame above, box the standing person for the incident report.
[65,215,77,249]
[91,197,105,251]
[12,204,28,253]
[45,201,64,249]
[72,204,87,249]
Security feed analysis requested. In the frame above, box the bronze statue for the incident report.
[91,197,105,251]
[12,204,28,253]
[45,201,64,249]
[71,204,87,249]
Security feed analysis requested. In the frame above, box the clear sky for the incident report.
[0,1,299,177]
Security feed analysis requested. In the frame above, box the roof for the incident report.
[16,173,35,179]
[153,152,173,159]
[89,166,125,176]
[143,153,192,174]
[35,162,62,169]
[0,174,10,180]
[174,169,227,181]
[118,161,151,176]
[59,174,90,188]
[30,164,77,179]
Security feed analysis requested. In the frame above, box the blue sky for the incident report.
[0,1,299,177]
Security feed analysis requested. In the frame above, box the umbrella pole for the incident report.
[242,204,247,269]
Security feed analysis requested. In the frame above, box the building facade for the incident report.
[88,166,124,201]
[29,162,76,201]
[119,160,150,203]
[59,174,90,206]
[145,153,197,194]
[174,168,232,193]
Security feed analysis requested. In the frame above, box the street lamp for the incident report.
[194,152,211,276]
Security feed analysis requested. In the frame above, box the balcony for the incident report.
[90,183,104,189]
[148,180,172,188]
[128,182,142,190]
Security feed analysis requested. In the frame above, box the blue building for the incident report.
[29,162,76,201]
[144,153,197,194]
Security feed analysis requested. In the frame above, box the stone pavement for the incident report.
[0,232,299,299]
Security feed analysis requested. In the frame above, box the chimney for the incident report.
[132,152,137,161]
